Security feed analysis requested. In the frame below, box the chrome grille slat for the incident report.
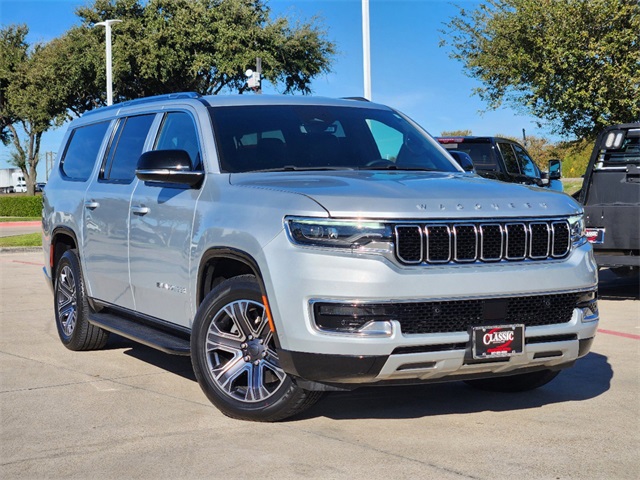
[453,225,477,262]
[425,225,451,263]
[505,223,527,260]
[395,225,423,264]
[395,220,571,265]
[479,224,503,261]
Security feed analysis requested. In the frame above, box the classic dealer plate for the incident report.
[472,324,524,359]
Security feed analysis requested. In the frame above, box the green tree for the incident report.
[439,129,473,136]
[1,25,71,195]
[442,0,640,139]
[71,0,336,101]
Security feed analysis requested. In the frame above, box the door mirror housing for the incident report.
[548,159,562,180]
[136,150,203,187]
[448,150,476,173]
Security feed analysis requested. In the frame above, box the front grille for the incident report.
[395,219,571,264]
[313,293,581,336]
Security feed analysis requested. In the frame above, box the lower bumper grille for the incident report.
[314,292,583,335]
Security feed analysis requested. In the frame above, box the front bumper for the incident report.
[260,231,598,385]
[279,336,596,388]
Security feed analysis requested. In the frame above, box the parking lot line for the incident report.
[597,328,640,341]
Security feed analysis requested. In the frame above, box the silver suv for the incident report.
[43,94,599,421]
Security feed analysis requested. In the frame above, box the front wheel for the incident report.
[191,275,322,421]
[464,369,560,392]
[54,249,109,351]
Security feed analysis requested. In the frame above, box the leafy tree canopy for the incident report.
[70,0,336,104]
[439,129,473,137]
[0,25,74,194]
[442,0,640,139]
[0,1,335,194]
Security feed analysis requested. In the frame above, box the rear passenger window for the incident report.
[61,121,110,181]
[103,114,155,182]
[497,142,520,175]
[154,112,201,169]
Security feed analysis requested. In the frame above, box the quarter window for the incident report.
[61,121,110,181]
[497,143,520,175]
[103,114,155,182]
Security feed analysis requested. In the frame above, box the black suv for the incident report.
[437,136,562,191]
[577,123,640,274]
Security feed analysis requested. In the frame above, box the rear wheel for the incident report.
[464,369,560,392]
[54,249,109,351]
[191,275,322,421]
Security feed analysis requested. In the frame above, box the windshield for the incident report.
[209,105,458,173]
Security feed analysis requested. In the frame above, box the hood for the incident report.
[230,171,581,219]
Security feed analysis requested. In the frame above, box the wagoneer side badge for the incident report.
[156,282,187,295]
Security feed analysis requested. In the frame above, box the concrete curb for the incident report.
[0,221,41,227]
[0,246,42,253]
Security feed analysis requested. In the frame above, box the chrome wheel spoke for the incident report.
[212,352,247,390]
[224,300,266,339]
[56,265,77,336]
[204,297,286,404]
[246,363,270,401]
[206,331,242,352]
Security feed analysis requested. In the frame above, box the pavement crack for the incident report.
[283,425,482,479]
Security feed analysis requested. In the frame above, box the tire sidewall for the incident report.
[54,250,88,348]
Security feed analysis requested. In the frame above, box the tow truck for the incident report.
[576,123,640,275]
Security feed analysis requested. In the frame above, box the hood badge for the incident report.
[416,202,545,212]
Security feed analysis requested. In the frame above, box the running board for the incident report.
[88,312,191,356]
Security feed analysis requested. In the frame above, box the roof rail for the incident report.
[83,92,202,117]
[341,96,371,102]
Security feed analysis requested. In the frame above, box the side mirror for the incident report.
[136,150,203,187]
[448,150,476,173]
[548,159,562,180]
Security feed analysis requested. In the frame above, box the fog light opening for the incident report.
[313,302,394,336]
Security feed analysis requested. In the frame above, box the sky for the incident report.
[0,0,560,180]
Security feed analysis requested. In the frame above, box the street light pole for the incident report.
[95,19,122,106]
[362,0,371,100]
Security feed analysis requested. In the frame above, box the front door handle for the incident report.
[84,201,99,210]
[131,205,150,215]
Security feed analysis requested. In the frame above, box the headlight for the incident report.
[286,217,393,253]
[568,214,587,248]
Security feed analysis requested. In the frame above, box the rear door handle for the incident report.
[84,201,99,210]
[131,205,150,215]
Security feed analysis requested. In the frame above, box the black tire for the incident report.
[464,369,560,393]
[191,275,322,421]
[54,249,109,351]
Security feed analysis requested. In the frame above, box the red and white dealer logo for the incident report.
[483,328,515,354]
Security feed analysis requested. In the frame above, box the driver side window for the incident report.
[512,144,539,178]
[155,112,202,169]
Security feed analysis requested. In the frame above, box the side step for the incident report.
[88,312,191,356]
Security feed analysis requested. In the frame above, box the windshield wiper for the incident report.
[357,165,439,172]
[252,165,355,172]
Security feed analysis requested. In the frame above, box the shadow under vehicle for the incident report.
[575,123,640,276]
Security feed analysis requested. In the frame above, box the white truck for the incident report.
[0,168,27,193]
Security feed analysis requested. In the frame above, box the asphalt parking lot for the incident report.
[1,250,638,479]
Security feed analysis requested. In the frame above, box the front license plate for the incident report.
[472,324,524,359]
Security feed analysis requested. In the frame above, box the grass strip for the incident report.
[0,232,42,247]
[0,217,40,223]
